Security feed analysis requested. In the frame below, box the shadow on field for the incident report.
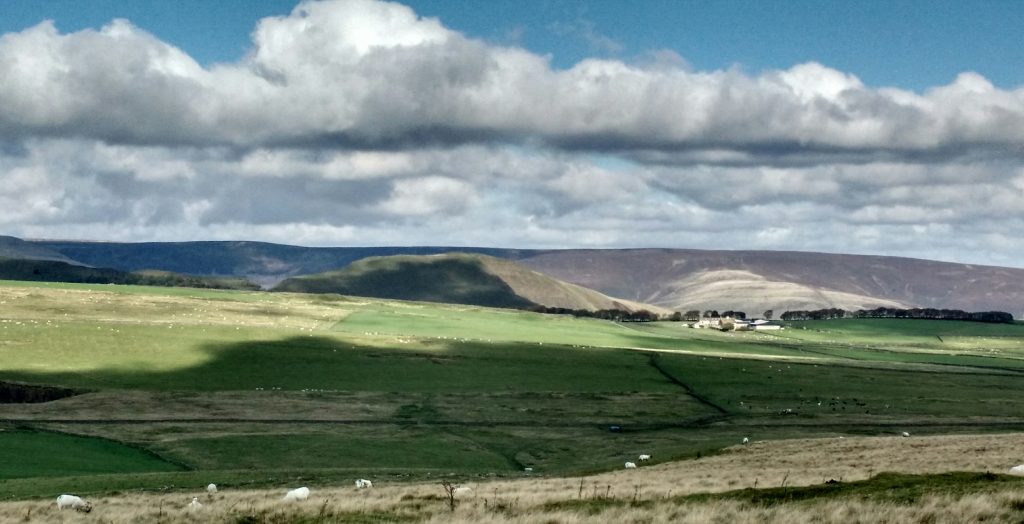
[0,335,675,393]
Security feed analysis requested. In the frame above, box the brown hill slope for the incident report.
[476,255,668,314]
[517,250,1024,317]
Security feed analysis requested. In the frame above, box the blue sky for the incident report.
[2,0,1022,91]
[0,0,1023,267]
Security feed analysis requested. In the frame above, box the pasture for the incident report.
[2,279,1024,521]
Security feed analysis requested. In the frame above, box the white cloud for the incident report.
[1,0,1022,159]
[378,176,477,216]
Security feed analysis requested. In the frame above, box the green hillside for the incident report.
[273,254,538,308]
[273,253,665,312]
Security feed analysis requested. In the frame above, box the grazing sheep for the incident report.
[1009,465,1024,476]
[355,479,373,489]
[624,461,637,469]
[453,486,472,497]
[56,494,91,512]
[638,454,651,461]
[742,437,749,444]
[188,497,202,510]
[283,487,310,502]
[901,431,911,438]
[206,483,218,494]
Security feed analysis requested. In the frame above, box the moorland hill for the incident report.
[12,236,1024,317]
[274,253,665,313]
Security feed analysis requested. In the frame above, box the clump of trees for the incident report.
[781,307,1014,323]
[525,305,659,322]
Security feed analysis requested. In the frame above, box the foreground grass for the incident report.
[17,478,1024,523]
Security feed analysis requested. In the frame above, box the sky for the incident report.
[0,0,1022,267]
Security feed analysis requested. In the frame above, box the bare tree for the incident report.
[441,481,457,511]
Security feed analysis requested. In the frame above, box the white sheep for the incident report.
[742,437,749,444]
[624,461,637,469]
[206,483,218,494]
[1009,465,1024,476]
[901,431,911,438]
[283,487,310,502]
[56,494,91,512]
[638,454,651,461]
[188,497,202,510]
[355,479,373,489]
[453,486,472,497]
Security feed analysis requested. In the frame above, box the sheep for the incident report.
[742,437,749,444]
[283,487,310,502]
[56,494,91,512]
[453,486,472,497]
[901,431,911,438]
[523,467,534,472]
[206,483,218,494]
[355,479,373,489]
[638,454,651,461]
[624,461,637,469]
[188,497,202,510]
[1009,465,1024,476]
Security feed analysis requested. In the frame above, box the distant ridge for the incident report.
[274,253,666,313]
[16,236,1024,317]
[0,236,79,264]
[30,239,531,288]
[0,258,259,290]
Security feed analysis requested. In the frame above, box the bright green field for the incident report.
[0,429,182,479]
[1,280,1023,499]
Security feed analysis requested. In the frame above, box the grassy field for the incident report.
[2,279,1024,513]
[0,429,182,479]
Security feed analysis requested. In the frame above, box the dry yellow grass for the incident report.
[7,490,1023,524]
[0,284,350,331]
[5,432,1024,523]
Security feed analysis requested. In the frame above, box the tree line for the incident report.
[524,305,660,322]
[526,307,779,323]
[781,307,1014,323]
[527,303,1014,324]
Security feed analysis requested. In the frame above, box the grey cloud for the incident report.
[2,137,1023,266]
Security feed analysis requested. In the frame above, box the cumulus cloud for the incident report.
[1,0,1023,160]
[0,0,1022,267]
